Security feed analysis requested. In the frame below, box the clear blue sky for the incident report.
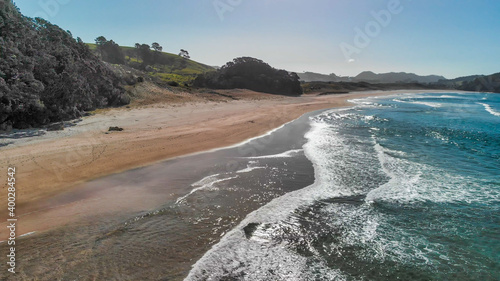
[13,0,500,79]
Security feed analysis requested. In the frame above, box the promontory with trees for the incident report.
[193,57,303,96]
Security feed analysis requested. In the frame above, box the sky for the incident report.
[13,0,500,79]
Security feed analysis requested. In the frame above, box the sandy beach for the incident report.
[0,89,453,233]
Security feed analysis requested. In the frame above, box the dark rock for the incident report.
[46,122,64,131]
[243,223,260,239]
[108,126,124,132]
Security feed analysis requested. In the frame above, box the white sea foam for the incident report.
[478,102,500,117]
[393,98,442,108]
[175,175,239,204]
[19,231,36,238]
[235,166,266,173]
[245,149,303,159]
[365,143,498,205]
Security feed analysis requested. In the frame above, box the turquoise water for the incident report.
[302,92,500,280]
[187,92,499,280]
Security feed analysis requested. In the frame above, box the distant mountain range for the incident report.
[298,71,446,84]
[354,71,446,84]
[297,70,500,92]
[297,72,340,82]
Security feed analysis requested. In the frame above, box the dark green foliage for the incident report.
[95,36,125,64]
[179,49,190,59]
[0,0,127,130]
[459,73,500,93]
[193,57,302,96]
[135,43,153,66]
[151,42,162,52]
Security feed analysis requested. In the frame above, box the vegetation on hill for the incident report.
[87,39,214,86]
[434,75,484,89]
[0,0,128,131]
[459,72,500,93]
[193,57,303,96]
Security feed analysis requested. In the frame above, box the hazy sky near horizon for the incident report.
[13,0,500,79]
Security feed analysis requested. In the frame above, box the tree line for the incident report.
[94,37,190,71]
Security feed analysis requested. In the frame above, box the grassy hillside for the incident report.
[87,43,215,85]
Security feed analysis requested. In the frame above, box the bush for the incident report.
[193,57,302,96]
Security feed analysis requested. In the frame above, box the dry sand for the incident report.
[0,89,455,235]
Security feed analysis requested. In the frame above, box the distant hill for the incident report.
[459,72,500,93]
[302,81,445,95]
[441,75,484,83]
[298,71,446,84]
[354,71,446,84]
[298,72,340,82]
[435,74,484,88]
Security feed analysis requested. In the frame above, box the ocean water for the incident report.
[186,92,500,281]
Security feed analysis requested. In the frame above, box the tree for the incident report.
[151,42,163,52]
[136,44,152,66]
[179,49,190,59]
[95,36,125,64]
[95,36,107,57]
[95,36,107,46]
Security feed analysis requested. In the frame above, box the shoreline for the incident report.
[0,89,460,218]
